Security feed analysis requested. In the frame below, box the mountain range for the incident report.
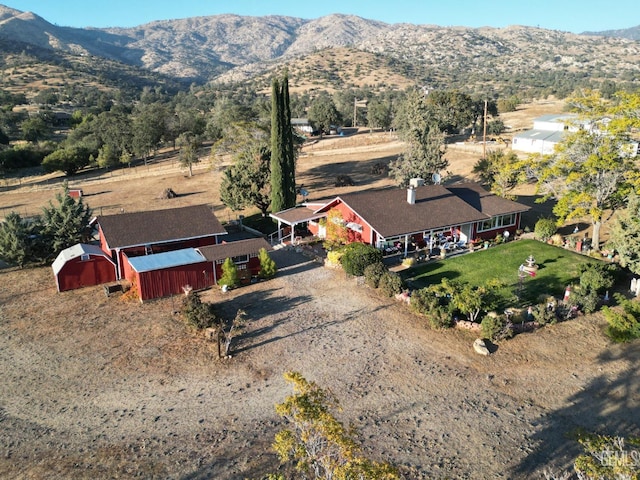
[1,4,639,92]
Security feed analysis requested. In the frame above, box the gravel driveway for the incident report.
[0,252,638,479]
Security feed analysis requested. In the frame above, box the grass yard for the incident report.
[403,239,600,307]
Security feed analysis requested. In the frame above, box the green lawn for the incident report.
[402,239,600,307]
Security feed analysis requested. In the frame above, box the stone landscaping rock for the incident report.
[473,338,490,355]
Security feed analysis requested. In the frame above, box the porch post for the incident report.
[404,234,409,257]
[277,220,283,242]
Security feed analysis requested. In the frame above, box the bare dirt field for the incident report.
[1,98,639,479]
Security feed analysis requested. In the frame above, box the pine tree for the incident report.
[0,212,34,268]
[219,258,239,289]
[40,182,93,259]
[258,247,277,279]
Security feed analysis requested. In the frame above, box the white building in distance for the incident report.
[511,114,579,155]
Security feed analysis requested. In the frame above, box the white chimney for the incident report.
[407,187,416,204]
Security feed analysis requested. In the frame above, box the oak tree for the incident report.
[531,90,640,251]
[218,122,272,217]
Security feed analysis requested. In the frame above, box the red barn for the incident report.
[123,248,213,302]
[97,205,227,279]
[52,244,117,292]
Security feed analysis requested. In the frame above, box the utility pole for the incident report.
[353,98,357,128]
[353,98,367,128]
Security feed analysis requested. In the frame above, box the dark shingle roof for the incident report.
[331,182,529,238]
[98,205,226,249]
[198,238,272,262]
[269,206,326,225]
[445,183,530,217]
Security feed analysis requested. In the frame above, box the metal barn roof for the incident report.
[52,243,114,275]
[127,248,206,273]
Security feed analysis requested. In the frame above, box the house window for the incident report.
[232,254,249,264]
[477,214,517,232]
[346,222,363,233]
[144,245,153,255]
[80,254,90,261]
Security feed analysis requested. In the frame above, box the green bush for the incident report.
[531,303,558,325]
[534,217,557,242]
[481,314,513,341]
[340,242,383,277]
[573,288,600,314]
[602,293,640,343]
[364,261,387,288]
[378,271,404,297]
[410,288,453,329]
[578,262,617,294]
[427,307,453,329]
[181,292,216,330]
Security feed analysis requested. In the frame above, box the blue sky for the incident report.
[4,0,638,33]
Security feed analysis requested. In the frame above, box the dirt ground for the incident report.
[1,98,639,479]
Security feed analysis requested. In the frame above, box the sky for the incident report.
[3,0,638,33]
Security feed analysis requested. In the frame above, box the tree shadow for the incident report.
[510,341,640,476]
[402,261,463,288]
[513,192,557,231]
[301,153,399,196]
[179,443,281,480]
[214,286,310,320]
[82,190,111,197]
[0,204,25,214]
[233,306,376,355]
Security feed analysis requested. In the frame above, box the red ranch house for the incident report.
[271,181,529,256]
[97,205,227,280]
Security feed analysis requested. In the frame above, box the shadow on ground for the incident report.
[511,342,640,476]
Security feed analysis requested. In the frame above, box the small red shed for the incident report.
[123,248,213,302]
[52,243,117,292]
[68,188,83,199]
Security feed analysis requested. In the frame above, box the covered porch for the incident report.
[376,223,472,259]
[269,205,327,246]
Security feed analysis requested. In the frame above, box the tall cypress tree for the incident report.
[270,74,296,213]
[270,77,286,213]
[281,74,296,208]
